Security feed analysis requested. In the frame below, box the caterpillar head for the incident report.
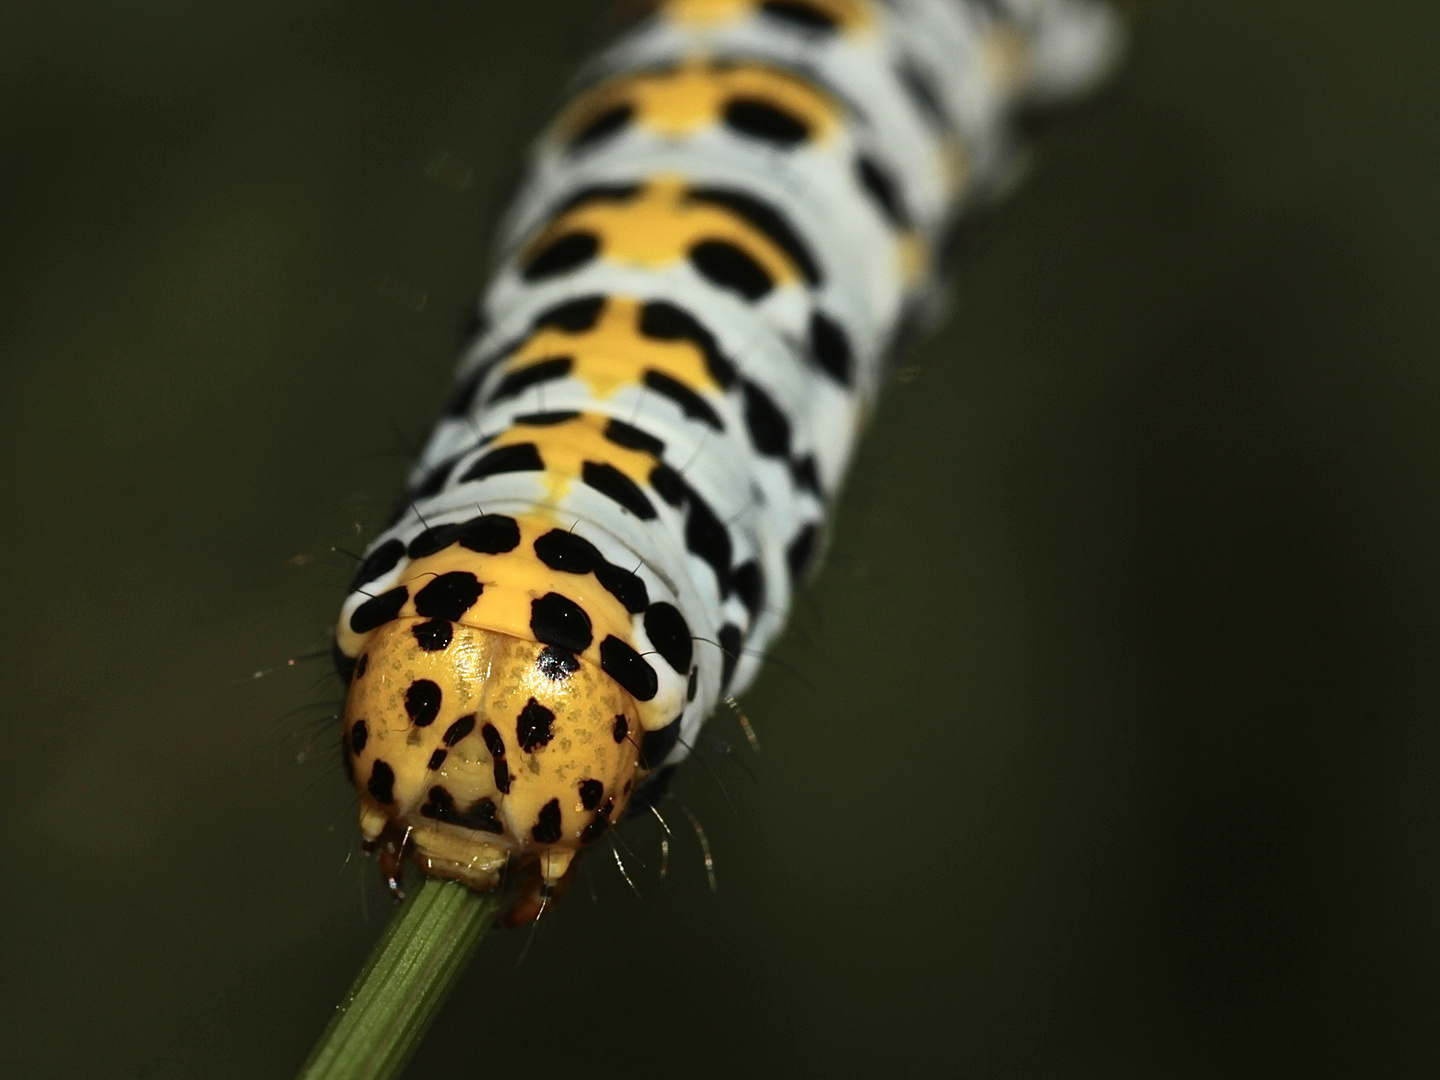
[342,618,644,900]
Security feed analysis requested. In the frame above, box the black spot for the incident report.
[487,357,574,404]
[516,698,557,752]
[534,294,606,333]
[482,722,510,793]
[639,721,682,769]
[582,461,657,519]
[367,760,395,804]
[594,561,649,613]
[722,98,810,147]
[443,713,476,747]
[644,370,723,429]
[457,514,521,554]
[579,779,604,811]
[333,643,356,683]
[530,592,594,653]
[340,730,355,783]
[412,618,453,652]
[568,106,637,155]
[414,571,484,621]
[553,183,641,216]
[459,796,504,834]
[569,103,633,150]
[459,443,545,482]
[349,720,368,755]
[649,463,690,507]
[521,231,599,280]
[685,494,733,594]
[407,523,460,559]
[537,646,580,680]
[791,455,823,497]
[896,57,947,128]
[733,560,765,618]
[689,188,821,284]
[581,798,614,842]
[741,380,791,457]
[514,410,580,426]
[687,666,698,701]
[612,714,629,743]
[404,679,442,727]
[350,586,409,634]
[534,529,599,574]
[718,623,743,691]
[809,310,854,386]
[427,748,447,770]
[644,602,693,673]
[638,300,736,386]
[487,757,509,794]
[690,239,773,300]
[760,0,838,31]
[604,417,667,456]
[411,457,458,500]
[600,635,659,701]
[421,786,503,834]
[351,538,405,592]
[354,653,369,679]
[855,154,910,228]
[531,798,563,843]
[787,523,818,582]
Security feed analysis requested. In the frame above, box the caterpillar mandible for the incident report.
[334,0,1122,918]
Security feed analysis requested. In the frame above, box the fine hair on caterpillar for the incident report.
[327,0,1124,922]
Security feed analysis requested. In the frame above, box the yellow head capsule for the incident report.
[343,619,643,896]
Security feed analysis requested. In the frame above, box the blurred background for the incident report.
[3,1,1439,1076]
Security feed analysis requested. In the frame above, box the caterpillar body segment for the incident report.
[335,0,1122,911]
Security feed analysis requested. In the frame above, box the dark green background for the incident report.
[4,1,1439,1076]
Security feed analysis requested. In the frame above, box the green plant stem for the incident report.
[297,876,498,1080]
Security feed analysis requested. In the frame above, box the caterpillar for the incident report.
[334,0,1122,918]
